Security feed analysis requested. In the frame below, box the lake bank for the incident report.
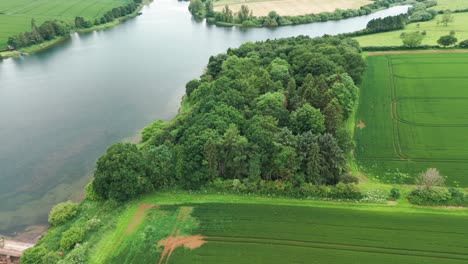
[0,0,151,59]
[0,0,409,237]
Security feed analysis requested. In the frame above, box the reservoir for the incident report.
[0,0,409,236]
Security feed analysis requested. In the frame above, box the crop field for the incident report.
[213,0,371,17]
[0,0,131,49]
[354,12,468,47]
[98,202,468,264]
[355,52,468,186]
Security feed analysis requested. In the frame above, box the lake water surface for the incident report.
[0,0,409,236]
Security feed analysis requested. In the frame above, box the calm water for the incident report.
[0,0,409,235]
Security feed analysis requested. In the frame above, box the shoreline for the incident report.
[0,0,151,60]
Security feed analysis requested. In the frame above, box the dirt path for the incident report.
[367,49,468,56]
[157,207,206,264]
[126,204,158,234]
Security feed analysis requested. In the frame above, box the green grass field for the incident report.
[355,52,468,186]
[0,0,131,49]
[97,201,468,263]
[430,0,468,11]
[354,12,468,47]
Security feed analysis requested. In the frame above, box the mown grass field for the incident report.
[355,52,468,186]
[0,0,131,49]
[93,200,468,264]
[213,0,371,17]
[354,12,468,47]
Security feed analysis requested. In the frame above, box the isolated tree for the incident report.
[437,34,458,47]
[401,31,425,47]
[440,10,454,26]
[415,168,445,189]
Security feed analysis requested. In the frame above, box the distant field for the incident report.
[430,0,468,11]
[0,0,131,49]
[355,52,468,186]
[354,12,468,47]
[213,0,371,17]
[102,203,468,264]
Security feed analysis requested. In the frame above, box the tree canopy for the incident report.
[92,36,365,201]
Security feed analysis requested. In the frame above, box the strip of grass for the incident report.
[355,52,468,186]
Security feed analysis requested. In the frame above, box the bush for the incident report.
[84,180,99,201]
[407,187,452,205]
[330,183,363,199]
[448,187,465,205]
[42,251,61,263]
[21,246,48,264]
[459,39,468,48]
[60,226,86,250]
[390,187,401,200]
[48,201,79,226]
[58,243,89,264]
[85,217,102,231]
[339,173,359,184]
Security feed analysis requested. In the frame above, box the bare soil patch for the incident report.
[356,120,366,129]
[368,49,468,56]
[387,201,397,206]
[157,206,206,264]
[126,204,158,234]
[214,0,370,17]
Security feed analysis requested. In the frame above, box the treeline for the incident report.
[188,0,407,27]
[408,0,438,22]
[90,36,366,202]
[366,14,408,33]
[6,0,142,49]
[75,0,142,29]
[7,20,70,49]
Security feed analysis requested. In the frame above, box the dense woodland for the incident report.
[92,36,366,202]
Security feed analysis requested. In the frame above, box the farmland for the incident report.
[355,52,468,186]
[430,0,468,11]
[354,12,468,47]
[212,0,371,17]
[0,0,132,49]
[93,200,468,264]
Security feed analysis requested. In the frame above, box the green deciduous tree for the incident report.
[93,143,149,201]
[437,34,458,47]
[440,10,454,26]
[290,103,325,134]
[401,31,425,48]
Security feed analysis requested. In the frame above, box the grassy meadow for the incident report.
[355,52,468,186]
[84,195,468,264]
[0,0,132,49]
[212,0,371,17]
[430,0,468,11]
[354,12,468,47]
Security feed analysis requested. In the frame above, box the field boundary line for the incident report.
[367,50,468,56]
[206,236,468,261]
